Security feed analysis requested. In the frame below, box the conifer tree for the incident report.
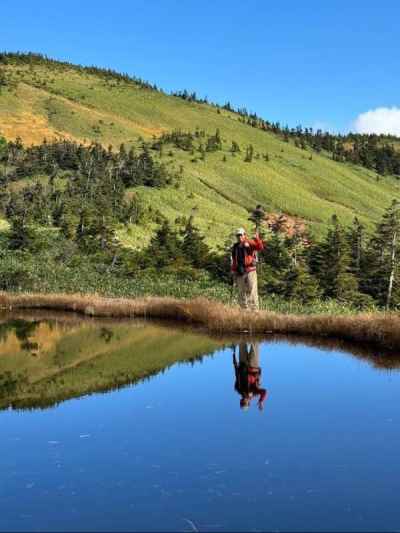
[8,216,38,250]
[311,215,361,302]
[248,205,265,230]
[258,232,291,295]
[199,143,206,161]
[284,260,321,303]
[362,200,400,308]
[230,140,241,154]
[206,129,222,152]
[346,217,364,276]
[0,69,7,91]
[181,216,209,269]
[244,145,254,163]
[147,220,183,269]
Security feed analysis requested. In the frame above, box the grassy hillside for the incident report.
[0,316,223,409]
[1,56,400,245]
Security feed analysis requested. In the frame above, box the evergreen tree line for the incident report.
[286,128,400,176]
[0,138,180,253]
[168,85,400,175]
[1,167,399,309]
[256,206,400,309]
[168,90,400,176]
[151,128,223,157]
[0,52,159,92]
[170,89,209,104]
[1,137,399,309]
[129,203,400,309]
[0,138,177,187]
[150,128,267,164]
[2,52,399,177]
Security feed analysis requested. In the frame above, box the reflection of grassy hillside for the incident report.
[0,318,222,410]
[1,61,400,242]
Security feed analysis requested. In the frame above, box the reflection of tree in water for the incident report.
[0,371,27,401]
[0,321,35,401]
[53,348,69,368]
[0,320,39,353]
[0,324,10,344]
[100,327,114,343]
[0,372,18,396]
[273,334,400,370]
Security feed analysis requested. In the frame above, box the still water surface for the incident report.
[0,315,400,532]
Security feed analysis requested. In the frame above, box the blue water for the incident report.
[1,340,400,531]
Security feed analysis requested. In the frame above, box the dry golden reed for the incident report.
[0,292,399,351]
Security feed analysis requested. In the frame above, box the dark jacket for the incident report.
[231,236,264,274]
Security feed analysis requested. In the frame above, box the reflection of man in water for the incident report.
[233,342,267,411]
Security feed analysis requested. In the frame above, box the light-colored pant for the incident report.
[235,270,259,310]
[239,342,260,366]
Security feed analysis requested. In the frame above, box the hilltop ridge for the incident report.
[1,52,400,244]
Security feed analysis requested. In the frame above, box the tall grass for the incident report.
[3,256,369,315]
[1,292,399,352]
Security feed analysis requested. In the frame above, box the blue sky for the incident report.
[2,0,399,133]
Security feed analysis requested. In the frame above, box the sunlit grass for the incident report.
[0,219,9,231]
[1,292,399,352]
[1,61,400,246]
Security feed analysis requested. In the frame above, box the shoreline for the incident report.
[1,292,399,352]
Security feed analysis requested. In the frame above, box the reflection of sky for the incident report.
[1,342,400,532]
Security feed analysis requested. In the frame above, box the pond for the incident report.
[1,312,400,532]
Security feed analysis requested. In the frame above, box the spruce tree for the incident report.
[284,261,321,303]
[181,216,209,269]
[362,200,400,308]
[248,205,265,230]
[258,232,291,295]
[198,143,206,161]
[0,69,7,91]
[312,215,361,302]
[147,220,183,269]
[8,216,38,250]
[230,140,240,154]
[244,145,254,163]
[346,217,364,277]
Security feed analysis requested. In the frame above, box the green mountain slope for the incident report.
[1,56,400,245]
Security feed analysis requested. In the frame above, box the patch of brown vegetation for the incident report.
[0,111,81,145]
[27,83,165,141]
[264,213,307,239]
[1,293,399,353]
[0,82,165,146]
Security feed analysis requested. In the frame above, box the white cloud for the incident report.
[353,107,400,136]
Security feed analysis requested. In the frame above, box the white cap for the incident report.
[236,227,246,235]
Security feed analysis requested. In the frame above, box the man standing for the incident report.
[231,228,264,310]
